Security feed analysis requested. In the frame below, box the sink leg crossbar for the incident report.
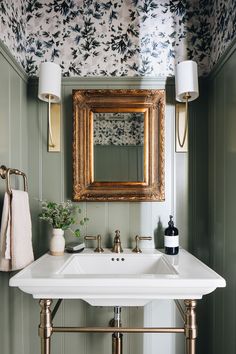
[38,299,197,354]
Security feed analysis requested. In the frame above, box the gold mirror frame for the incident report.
[72,89,165,201]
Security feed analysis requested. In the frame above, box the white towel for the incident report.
[0,190,34,271]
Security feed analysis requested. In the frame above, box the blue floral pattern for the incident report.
[0,1,236,76]
[0,0,27,68]
[210,0,236,68]
[94,112,144,145]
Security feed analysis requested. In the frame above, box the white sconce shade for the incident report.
[38,62,61,103]
[175,60,199,151]
[175,60,199,102]
[38,62,62,152]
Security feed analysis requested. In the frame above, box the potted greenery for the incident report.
[39,200,88,256]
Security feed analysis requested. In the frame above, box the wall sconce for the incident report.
[38,62,61,152]
[175,60,199,151]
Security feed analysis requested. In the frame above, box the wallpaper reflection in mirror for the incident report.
[93,112,144,182]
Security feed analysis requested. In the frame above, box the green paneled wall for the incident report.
[0,46,31,354]
[189,41,236,354]
[188,81,211,354]
[0,42,188,354]
[207,48,236,354]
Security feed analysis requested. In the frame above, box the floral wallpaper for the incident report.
[25,0,208,76]
[210,0,236,68]
[0,0,27,68]
[93,112,144,145]
[0,0,236,77]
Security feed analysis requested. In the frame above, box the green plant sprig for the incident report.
[39,200,89,237]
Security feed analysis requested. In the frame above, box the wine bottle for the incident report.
[164,215,179,255]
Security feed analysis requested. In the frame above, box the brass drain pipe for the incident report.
[112,307,122,354]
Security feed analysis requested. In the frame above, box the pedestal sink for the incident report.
[9,248,225,307]
[9,248,226,354]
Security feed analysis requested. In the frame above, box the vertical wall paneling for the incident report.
[2,22,236,354]
[0,45,29,354]
[189,80,209,262]
[0,40,190,354]
[212,70,225,354]
[143,300,177,353]
[188,79,212,354]
[0,54,12,354]
[0,52,10,163]
[223,53,236,354]
[27,82,42,255]
[190,41,236,354]
[27,77,187,354]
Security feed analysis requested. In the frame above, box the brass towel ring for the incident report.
[0,165,28,195]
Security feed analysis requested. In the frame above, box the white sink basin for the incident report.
[9,249,226,307]
[59,253,176,275]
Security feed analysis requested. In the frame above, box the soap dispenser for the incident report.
[164,215,179,255]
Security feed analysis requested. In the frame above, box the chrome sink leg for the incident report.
[111,307,123,354]
[184,300,197,354]
[39,299,53,354]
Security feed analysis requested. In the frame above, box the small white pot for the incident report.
[50,228,65,256]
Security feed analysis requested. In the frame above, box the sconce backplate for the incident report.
[48,103,61,152]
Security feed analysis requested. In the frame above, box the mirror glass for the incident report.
[93,112,144,182]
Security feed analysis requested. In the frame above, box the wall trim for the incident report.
[29,76,175,89]
[62,76,173,88]
[0,40,28,82]
[208,35,236,80]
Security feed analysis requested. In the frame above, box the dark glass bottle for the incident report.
[164,215,179,255]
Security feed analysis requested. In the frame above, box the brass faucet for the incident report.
[111,230,123,253]
[84,235,104,253]
[132,235,152,253]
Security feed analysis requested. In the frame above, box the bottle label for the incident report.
[164,235,179,247]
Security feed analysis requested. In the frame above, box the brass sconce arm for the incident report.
[48,94,55,148]
[177,92,191,149]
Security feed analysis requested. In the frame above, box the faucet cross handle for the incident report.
[84,235,104,253]
[132,235,152,253]
[114,230,121,240]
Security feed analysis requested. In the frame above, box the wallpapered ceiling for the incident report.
[0,0,236,77]
[0,0,27,68]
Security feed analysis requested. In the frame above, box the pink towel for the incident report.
[0,190,34,271]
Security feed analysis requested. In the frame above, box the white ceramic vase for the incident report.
[50,228,65,256]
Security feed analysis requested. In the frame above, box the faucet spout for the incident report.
[111,230,123,253]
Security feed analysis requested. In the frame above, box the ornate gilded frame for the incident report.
[72,89,165,201]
